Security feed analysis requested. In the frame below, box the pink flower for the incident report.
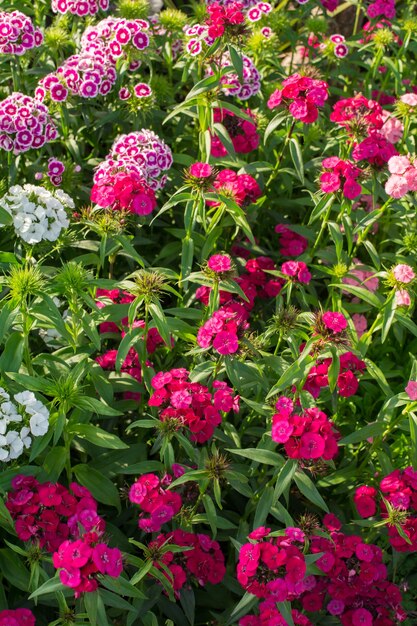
[322,311,348,332]
[406,381,417,401]
[393,264,415,284]
[271,417,294,443]
[352,313,367,337]
[400,93,417,106]
[212,330,239,355]
[352,608,373,626]
[396,289,411,306]
[208,254,232,273]
[92,544,123,576]
[189,162,213,178]
[299,432,325,458]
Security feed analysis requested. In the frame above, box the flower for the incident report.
[393,263,415,284]
[322,311,348,332]
[207,254,232,273]
[52,0,109,17]
[0,92,57,154]
[0,11,43,55]
[0,184,72,244]
[406,381,417,401]
[268,73,329,124]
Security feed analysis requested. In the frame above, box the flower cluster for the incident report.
[211,169,261,208]
[0,184,72,244]
[91,170,157,215]
[0,609,35,626]
[310,518,406,624]
[52,0,109,17]
[46,158,66,186]
[94,129,172,191]
[197,303,250,355]
[36,18,151,103]
[129,472,182,532]
[205,1,245,39]
[320,157,363,200]
[96,289,165,353]
[0,389,49,462]
[385,155,417,199]
[237,527,307,599]
[240,607,311,626]
[0,10,43,55]
[271,397,340,460]
[53,533,123,596]
[281,260,311,284]
[367,0,395,19]
[330,94,384,136]
[275,224,308,257]
[0,92,57,154]
[149,369,239,443]
[215,52,261,100]
[355,467,417,552]
[6,475,105,552]
[196,255,284,311]
[150,530,226,592]
[267,73,329,124]
[211,107,259,157]
[304,351,366,398]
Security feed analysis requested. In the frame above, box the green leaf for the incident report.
[148,301,172,348]
[75,396,122,416]
[227,593,258,625]
[84,590,99,626]
[329,283,383,308]
[274,459,297,501]
[294,471,329,512]
[264,112,287,143]
[226,448,284,467]
[0,332,23,373]
[328,346,340,393]
[42,446,67,482]
[100,575,146,598]
[277,602,295,626]
[202,494,218,538]
[289,137,304,184]
[0,550,30,591]
[73,465,121,511]
[227,44,244,82]
[68,424,129,449]
[339,422,384,445]
[254,486,274,528]
[28,574,64,599]
[308,194,334,225]
[381,293,396,343]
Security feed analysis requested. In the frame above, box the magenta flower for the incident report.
[406,381,417,401]
[322,311,348,333]
[212,330,239,355]
[393,264,415,284]
[207,254,232,273]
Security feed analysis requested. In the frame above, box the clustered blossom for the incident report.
[213,52,261,100]
[52,0,109,17]
[275,224,308,257]
[385,155,417,199]
[211,107,259,157]
[0,10,43,55]
[271,397,340,460]
[268,74,329,124]
[53,533,123,596]
[205,1,245,39]
[96,288,166,352]
[36,18,151,103]
[0,388,50,462]
[320,157,363,200]
[0,184,72,244]
[149,530,226,593]
[46,158,66,186]
[94,129,172,192]
[0,92,57,154]
[309,516,406,625]
[207,253,233,273]
[343,260,379,294]
[355,467,417,552]
[0,609,35,626]
[149,369,239,443]
[91,170,157,215]
[128,472,182,532]
[367,0,395,19]
[305,351,366,398]
[237,527,308,599]
[210,169,262,208]
[281,260,311,284]
[6,475,105,552]
[197,303,250,355]
[196,255,284,312]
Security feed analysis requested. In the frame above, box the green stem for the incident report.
[266,120,296,188]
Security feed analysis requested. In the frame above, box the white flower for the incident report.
[29,413,49,436]
[0,184,73,244]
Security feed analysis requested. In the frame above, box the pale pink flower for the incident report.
[380,111,403,144]
[406,381,417,401]
[393,264,415,283]
[387,155,411,175]
[400,93,417,106]
[352,313,367,337]
[395,289,411,306]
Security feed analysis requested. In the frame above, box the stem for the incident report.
[266,120,296,188]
